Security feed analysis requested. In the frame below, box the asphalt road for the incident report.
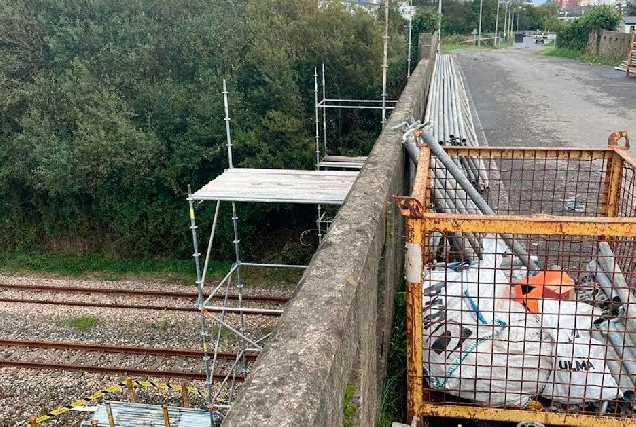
[454,41,636,149]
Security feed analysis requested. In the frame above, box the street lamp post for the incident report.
[407,0,412,78]
[437,0,442,39]
[478,0,484,46]
[502,2,508,42]
[495,0,501,48]
[508,3,515,37]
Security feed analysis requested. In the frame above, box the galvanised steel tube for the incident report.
[432,187,478,259]
[444,56,457,140]
[432,160,480,214]
[590,327,636,393]
[597,241,636,349]
[403,138,481,257]
[610,317,636,363]
[596,318,636,382]
[437,64,444,143]
[421,129,539,272]
[431,169,481,255]
[587,260,619,300]
[431,168,477,215]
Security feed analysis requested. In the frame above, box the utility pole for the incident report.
[495,0,501,48]
[407,0,412,78]
[516,7,520,33]
[503,2,508,42]
[478,0,484,46]
[508,2,515,37]
[437,0,442,41]
[381,0,388,127]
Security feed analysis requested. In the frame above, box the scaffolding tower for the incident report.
[187,80,358,425]
[312,62,397,237]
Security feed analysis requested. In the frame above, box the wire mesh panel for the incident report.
[398,144,636,426]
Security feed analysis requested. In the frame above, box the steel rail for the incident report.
[0,283,289,304]
[0,298,283,316]
[0,339,258,361]
[0,360,241,381]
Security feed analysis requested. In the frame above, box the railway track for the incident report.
[0,283,288,316]
[0,339,252,381]
[0,283,289,303]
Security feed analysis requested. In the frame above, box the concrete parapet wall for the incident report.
[588,29,631,61]
[223,35,438,427]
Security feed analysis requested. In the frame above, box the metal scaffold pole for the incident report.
[407,0,413,78]
[222,81,248,379]
[314,68,321,168]
[223,80,234,169]
[322,63,327,154]
[314,67,324,242]
[381,0,389,128]
[187,188,216,425]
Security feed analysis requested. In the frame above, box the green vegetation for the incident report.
[260,325,274,337]
[0,251,229,282]
[542,46,619,66]
[59,315,99,331]
[0,0,411,264]
[378,291,407,427]
[150,319,172,332]
[412,0,561,39]
[343,384,357,427]
[555,5,620,52]
[240,264,305,289]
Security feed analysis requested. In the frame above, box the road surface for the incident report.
[454,42,636,149]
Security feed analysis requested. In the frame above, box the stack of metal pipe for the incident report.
[420,54,494,260]
[589,241,636,396]
[424,54,489,193]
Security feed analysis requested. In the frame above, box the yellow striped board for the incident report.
[27,379,212,425]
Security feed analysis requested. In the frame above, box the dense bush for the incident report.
[0,0,410,260]
[557,5,620,52]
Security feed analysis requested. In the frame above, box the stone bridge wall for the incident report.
[223,34,438,426]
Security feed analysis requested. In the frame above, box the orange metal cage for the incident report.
[397,141,636,426]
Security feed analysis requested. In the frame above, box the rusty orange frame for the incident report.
[396,144,636,426]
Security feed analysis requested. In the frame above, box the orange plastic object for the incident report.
[515,270,574,313]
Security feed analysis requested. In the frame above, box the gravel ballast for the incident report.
[0,273,283,427]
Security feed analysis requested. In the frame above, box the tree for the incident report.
[557,5,620,51]
[0,0,407,259]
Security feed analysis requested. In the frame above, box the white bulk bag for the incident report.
[423,237,553,407]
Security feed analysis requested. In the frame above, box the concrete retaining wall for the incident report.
[588,29,631,61]
[223,34,438,427]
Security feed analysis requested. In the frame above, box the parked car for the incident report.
[535,34,547,44]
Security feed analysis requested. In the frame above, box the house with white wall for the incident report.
[621,16,636,33]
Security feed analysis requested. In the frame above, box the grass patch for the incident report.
[343,384,357,427]
[59,315,99,331]
[378,291,408,427]
[0,251,230,284]
[442,42,492,53]
[149,319,171,332]
[541,46,619,66]
[239,264,304,289]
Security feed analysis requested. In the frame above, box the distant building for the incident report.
[621,16,636,33]
[399,2,417,20]
[578,0,618,5]
[322,0,380,12]
[557,0,580,9]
